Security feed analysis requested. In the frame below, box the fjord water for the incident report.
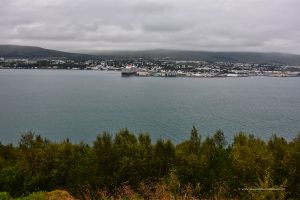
[0,69,300,144]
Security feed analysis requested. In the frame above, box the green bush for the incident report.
[0,129,299,199]
[0,192,12,200]
[15,192,45,200]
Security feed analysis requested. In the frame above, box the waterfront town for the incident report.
[1,57,300,77]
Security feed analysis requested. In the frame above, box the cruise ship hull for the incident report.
[121,71,137,77]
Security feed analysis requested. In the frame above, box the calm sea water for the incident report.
[0,69,299,144]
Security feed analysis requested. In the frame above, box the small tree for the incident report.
[190,126,201,154]
[246,169,286,200]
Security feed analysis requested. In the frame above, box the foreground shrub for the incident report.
[16,192,45,200]
[0,192,12,200]
[45,190,75,200]
[0,129,299,199]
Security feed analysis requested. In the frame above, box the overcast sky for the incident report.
[1,0,300,54]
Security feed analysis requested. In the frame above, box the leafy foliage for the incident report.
[0,129,299,199]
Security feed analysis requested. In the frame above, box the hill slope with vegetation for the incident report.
[0,127,299,199]
[97,49,300,65]
[0,45,90,59]
[2,45,300,65]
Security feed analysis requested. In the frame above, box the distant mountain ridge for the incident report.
[1,45,300,65]
[97,49,300,65]
[0,45,87,59]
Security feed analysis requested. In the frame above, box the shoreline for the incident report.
[1,68,300,78]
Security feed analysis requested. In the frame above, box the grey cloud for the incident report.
[0,0,300,53]
[132,1,171,14]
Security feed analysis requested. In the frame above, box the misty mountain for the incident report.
[0,45,90,59]
[97,49,300,65]
[1,45,300,65]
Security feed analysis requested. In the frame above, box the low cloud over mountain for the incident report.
[1,0,300,54]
